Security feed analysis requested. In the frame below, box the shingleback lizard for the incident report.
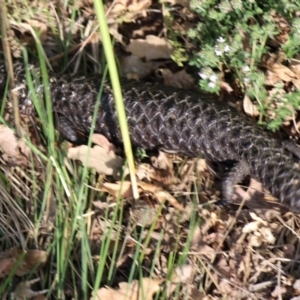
[1,63,300,212]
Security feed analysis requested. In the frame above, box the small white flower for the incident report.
[209,74,217,82]
[224,44,230,52]
[217,37,225,43]
[199,72,207,79]
[208,82,216,88]
[215,49,223,56]
[242,66,250,72]
[243,77,250,83]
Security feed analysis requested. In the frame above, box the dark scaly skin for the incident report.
[1,64,300,212]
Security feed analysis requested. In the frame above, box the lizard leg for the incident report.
[220,161,250,206]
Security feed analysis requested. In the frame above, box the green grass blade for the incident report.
[93,0,139,200]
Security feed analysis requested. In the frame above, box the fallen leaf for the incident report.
[265,70,281,86]
[243,95,259,117]
[270,63,295,82]
[161,0,189,7]
[248,234,263,247]
[293,279,300,292]
[242,221,261,234]
[171,264,193,283]
[91,278,163,300]
[249,212,267,224]
[0,125,31,166]
[119,54,162,80]
[107,0,152,24]
[259,227,275,244]
[154,190,184,211]
[126,35,173,61]
[219,279,233,296]
[91,133,117,153]
[270,12,290,45]
[12,278,48,300]
[196,244,217,261]
[26,19,48,39]
[100,180,184,211]
[138,181,184,211]
[137,151,175,185]
[290,63,300,80]
[220,81,233,93]
[166,265,193,297]
[0,248,47,278]
[156,68,195,89]
[292,78,300,90]
[127,0,152,13]
[109,0,152,14]
[10,20,47,45]
[101,181,133,199]
[67,145,124,178]
[271,285,287,297]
